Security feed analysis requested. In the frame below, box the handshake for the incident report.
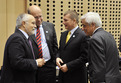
[36,58,46,67]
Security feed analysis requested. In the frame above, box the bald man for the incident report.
[0,14,46,83]
[28,5,58,83]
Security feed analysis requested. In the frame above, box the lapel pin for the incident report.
[46,31,48,33]
[73,35,75,37]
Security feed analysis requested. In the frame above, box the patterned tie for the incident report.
[66,31,71,43]
[36,26,43,58]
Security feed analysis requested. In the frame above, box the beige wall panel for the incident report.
[7,0,26,37]
[0,0,7,69]
[0,0,26,69]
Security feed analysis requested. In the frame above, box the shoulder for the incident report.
[61,30,68,35]
[42,21,54,26]
[93,29,111,39]
[76,27,86,38]
[7,32,24,45]
[91,30,113,45]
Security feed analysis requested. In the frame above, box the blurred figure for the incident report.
[119,35,121,52]
[56,10,89,83]
[0,14,45,83]
[28,5,58,83]
[81,12,121,83]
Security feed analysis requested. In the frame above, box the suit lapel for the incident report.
[64,27,79,48]
[30,22,49,46]
[93,28,103,35]
[61,31,68,48]
[42,22,49,43]
[16,29,32,52]
[30,34,38,45]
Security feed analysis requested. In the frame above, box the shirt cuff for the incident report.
[36,60,38,66]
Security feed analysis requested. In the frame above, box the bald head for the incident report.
[28,5,43,26]
[28,5,42,14]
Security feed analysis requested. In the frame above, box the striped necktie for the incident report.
[36,26,43,58]
[66,31,71,43]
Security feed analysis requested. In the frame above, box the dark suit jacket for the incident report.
[89,28,121,83]
[0,29,38,83]
[118,35,121,52]
[30,21,58,63]
[57,27,88,83]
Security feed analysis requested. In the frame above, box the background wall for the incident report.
[27,0,121,56]
[0,0,26,69]
[0,0,121,69]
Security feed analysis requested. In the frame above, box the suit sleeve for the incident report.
[52,25,58,59]
[89,38,105,81]
[119,35,121,52]
[67,36,89,71]
[56,36,62,58]
[8,37,38,71]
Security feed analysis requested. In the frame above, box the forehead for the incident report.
[28,15,35,21]
[81,19,89,25]
[63,14,71,19]
[31,10,42,17]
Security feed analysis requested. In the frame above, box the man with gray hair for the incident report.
[0,13,45,83]
[81,12,121,83]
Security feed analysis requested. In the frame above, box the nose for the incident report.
[63,21,65,24]
[37,17,41,21]
[33,24,36,28]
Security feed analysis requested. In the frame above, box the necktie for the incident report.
[66,31,71,43]
[36,27,43,58]
[28,38,35,59]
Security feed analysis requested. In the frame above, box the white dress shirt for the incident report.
[35,25,51,62]
[69,25,79,37]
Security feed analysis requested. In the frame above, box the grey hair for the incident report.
[16,14,30,28]
[80,12,102,27]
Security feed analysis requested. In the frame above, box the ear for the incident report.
[73,18,76,21]
[22,21,26,28]
[73,18,77,23]
[91,22,96,27]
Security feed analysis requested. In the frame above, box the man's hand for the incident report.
[56,58,63,68]
[36,58,46,67]
[60,64,68,72]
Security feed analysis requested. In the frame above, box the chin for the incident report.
[37,23,42,26]
[32,31,35,35]
[65,27,68,30]
[29,31,35,35]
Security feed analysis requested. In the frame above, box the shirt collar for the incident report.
[19,29,29,39]
[93,27,101,34]
[70,25,78,35]
[37,24,42,29]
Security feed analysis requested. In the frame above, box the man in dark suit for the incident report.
[81,12,121,83]
[0,14,45,83]
[28,5,58,83]
[119,35,121,52]
[56,10,88,83]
